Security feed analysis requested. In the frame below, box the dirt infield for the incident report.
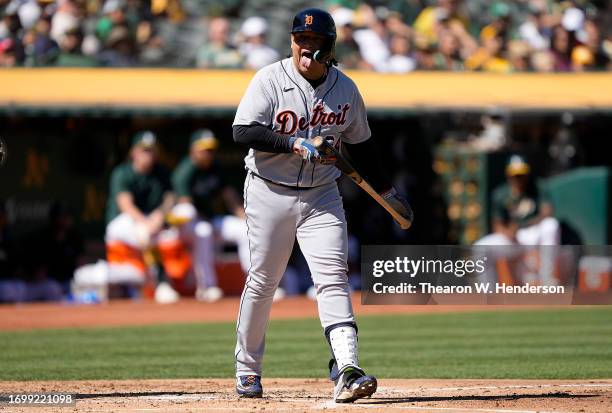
[0,294,529,331]
[2,297,608,412]
[1,378,610,413]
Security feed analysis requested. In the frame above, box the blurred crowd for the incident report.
[1,0,610,71]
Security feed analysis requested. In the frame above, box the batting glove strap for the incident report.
[382,188,415,225]
[381,187,397,199]
[300,139,319,162]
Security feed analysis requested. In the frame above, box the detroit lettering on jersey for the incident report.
[276,103,351,135]
[233,57,371,187]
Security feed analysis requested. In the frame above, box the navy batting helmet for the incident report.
[291,8,337,66]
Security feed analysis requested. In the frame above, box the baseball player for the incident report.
[232,8,412,402]
[165,129,250,301]
[475,155,560,284]
[105,131,174,286]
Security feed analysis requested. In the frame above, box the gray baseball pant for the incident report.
[235,172,355,377]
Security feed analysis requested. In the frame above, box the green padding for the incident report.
[543,167,610,244]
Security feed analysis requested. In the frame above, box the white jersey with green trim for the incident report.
[233,57,371,188]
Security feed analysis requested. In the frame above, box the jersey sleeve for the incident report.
[172,159,194,198]
[340,86,371,144]
[233,68,275,127]
[109,165,131,196]
[491,185,509,222]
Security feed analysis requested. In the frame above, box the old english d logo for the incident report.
[305,15,313,25]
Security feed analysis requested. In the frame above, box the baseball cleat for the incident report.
[332,366,377,403]
[154,282,180,304]
[196,286,224,302]
[236,375,263,398]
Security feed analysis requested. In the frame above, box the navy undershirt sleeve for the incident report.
[233,125,293,153]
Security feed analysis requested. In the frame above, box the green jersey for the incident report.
[106,162,172,223]
[492,182,549,228]
[172,157,225,218]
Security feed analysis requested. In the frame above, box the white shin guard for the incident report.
[328,325,359,373]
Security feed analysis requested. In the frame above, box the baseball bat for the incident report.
[312,136,412,230]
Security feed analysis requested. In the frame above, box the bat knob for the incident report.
[311,135,325,150]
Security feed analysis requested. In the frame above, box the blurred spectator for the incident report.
[96,0,127,44]
[432,29,463,70]
[480,2,513,45]
[22,16,59,66]
[465,33,512,73]
[385,9,412,39]
[332,7,369,70]
[386,33,416,73]
[414,41,436,70]
[55,26,96,66]
[572,18,610,71]
[507,40,530,71]
[413,0,470,48]
[0,6,25,65]
[0,37,21,66]
[238,16,279,70]
[0,0,610,72]
[50,0,80,44]
[195,16,242,69]
[17,0,41,32]
[550,25,573,71]
[603,30,612,63]
[530,49,555,72]
[518,4,552,51]
[353,6,391,72]
[97,25,138,66]
[136,24,163,66]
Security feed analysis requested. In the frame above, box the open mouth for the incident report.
[301,50,313,59]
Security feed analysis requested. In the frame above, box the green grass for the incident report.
[0,308,610,381]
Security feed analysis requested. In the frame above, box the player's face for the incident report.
[508,174,528,191]
[291,32,327,80]
[191,147,215,169]
[131,146,156,173]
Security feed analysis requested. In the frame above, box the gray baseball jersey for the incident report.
[233,57,371,187]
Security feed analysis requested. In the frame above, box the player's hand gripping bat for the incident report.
[311,136,413,230]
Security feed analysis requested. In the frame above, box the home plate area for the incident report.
[2,379,610,413]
